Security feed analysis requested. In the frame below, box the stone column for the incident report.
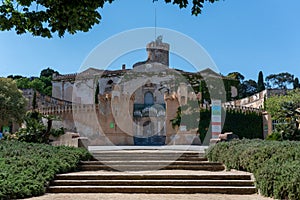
[262,111,272,138]
[164,92,179,144]
[62,81,65,100]
[158,120,161,136]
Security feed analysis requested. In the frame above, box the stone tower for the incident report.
[133,36,170,68]
[146,36,170,66]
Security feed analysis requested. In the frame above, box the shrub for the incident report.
[0,140,91,199]
[265,89,300,141]
[206,139,300,199]
[11,111,65,144]
[266,131,282,141]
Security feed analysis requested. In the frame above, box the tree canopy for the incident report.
[0,78,27,125]
[0,0,219,38]
[226,72,245,82]
[9,67,58,96]
[265,89,300,140]
[265,89,300,120]
[240,79,257,98]
[265,72,294,89]
[40,67,59,78]
[226,72,259,98]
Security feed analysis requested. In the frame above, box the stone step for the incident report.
[48,185,257,194]
[51,179,254,187]
[93,155,207,161]
[91,151,203,154]
[80,160,216,166]
[79,164,225,171]
[54,174,252,181]
[91,152,205,158]
[47,149,257,195]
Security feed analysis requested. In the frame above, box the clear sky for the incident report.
[1,0,300,81]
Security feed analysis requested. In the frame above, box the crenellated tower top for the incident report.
[146,35,170,66]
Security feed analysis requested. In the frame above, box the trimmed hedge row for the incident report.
[0,141,92,199]
[205,139,300,199]
[223,109,263,139]
[198,109,263,143]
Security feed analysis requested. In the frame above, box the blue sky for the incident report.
[1,0,300,81]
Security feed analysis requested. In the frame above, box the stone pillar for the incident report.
[262,111,272,138]
[177,82,188,105]
[158,120,161,136]
[62,81,65,100]
[164,92,179,144]
[137,120,141,136]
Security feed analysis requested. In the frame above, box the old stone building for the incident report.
[49,37,235,146]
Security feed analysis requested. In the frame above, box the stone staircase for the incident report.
[47,150,257,194]
[79,151,225,171]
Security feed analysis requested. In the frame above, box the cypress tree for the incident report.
[294,77,299,89]
[257,71,265,92]
[95,82,99,104]
[32,90,37,109]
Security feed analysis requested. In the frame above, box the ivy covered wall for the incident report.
[172,105,264,144]
[197,109,264,142]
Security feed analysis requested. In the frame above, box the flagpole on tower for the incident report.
[153,0,158,40]
[155,6,157,39]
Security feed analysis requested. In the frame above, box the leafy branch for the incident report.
[0,0,219,38]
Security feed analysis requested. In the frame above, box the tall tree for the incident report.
[40,67,59,95]
[265,89,300,119]
[226,72,247,98]
[240,79,258,98]
[294,77,300,89]
[0,78,27,125]
[257,71,265,92]
[13,68,58,96]
[40,67,59,78]
[265,89,300,140]
[0,0,220,38]
[7,75,24,80]
[227,72,245,82]
[32,90,37,110]
[29,78,46,93]
[95,82,100,104]
[265,72,294,89]
[15,77,31,89]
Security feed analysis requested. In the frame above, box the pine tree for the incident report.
[257,71,265,92]
[293,77,300,89]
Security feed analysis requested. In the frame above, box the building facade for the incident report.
[49,37,237,146]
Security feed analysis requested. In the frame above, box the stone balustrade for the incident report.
[198,103,262,114]
[39,103,262,116]
[39,104,100,115]
[22,89,72,109]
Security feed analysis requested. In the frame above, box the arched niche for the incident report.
[144,91,154,105]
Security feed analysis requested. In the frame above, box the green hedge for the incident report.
[0,141,92,199]
[206,139,300,199]
[198,109,263,141]
[223,109,263,139]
